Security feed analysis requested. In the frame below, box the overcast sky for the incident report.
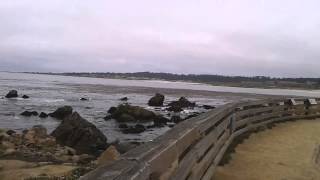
[1,0,320,77]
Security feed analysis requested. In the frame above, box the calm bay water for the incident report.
[0,72,318,143]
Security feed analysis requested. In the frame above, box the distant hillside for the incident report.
[32,72,320,89]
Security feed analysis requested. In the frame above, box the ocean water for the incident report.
[0,72,318,143]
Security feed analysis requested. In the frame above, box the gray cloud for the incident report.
[0,0,320,77]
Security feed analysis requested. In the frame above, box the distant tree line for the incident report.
[44,72,320,84]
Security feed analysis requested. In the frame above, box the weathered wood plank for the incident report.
[81,98,320,180]
[188,132,230,180]
[200,134,235,180]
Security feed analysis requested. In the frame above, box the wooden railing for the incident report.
[81,98,320,180]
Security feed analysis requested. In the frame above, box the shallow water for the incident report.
[0,72,318,143]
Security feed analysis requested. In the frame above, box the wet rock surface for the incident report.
[20,111,38,117]
[107,104,158,122]
[5,90,18,98]
[49,106,73,120]
[120,124,146,134]
[167,97,196,112]
[39,112,49,118]
[51,112,108,155]
[148,93,165,106]
[120,97,128,101]
[22,95,30,99]
[0,126,93,164]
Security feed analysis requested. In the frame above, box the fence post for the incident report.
[229,111,235,135]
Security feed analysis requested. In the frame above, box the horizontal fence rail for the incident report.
[81,98,320,180]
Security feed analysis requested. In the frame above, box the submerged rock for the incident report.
[118,124,128,129]
[22,95,30,99]
[167,97,196,112]
[148,93,165,106]
[167,105,183,112]
[153,115,169,126]
[117,113,136,122]
[51,112,107,155]
[120,97,128,101]
[39,112,49,118]
[121,124,146,134]
[80,97,89,101]
[171,116,183,124]
[49,106,73,120]
[5,90,18,98]
[203,105,216,110]
[21,111,38,117]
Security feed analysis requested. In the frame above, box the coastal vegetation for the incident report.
[32,72,320,90]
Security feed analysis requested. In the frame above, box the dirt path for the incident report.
[213,119,320,180]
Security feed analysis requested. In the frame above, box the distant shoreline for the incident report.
[24,72,320,91]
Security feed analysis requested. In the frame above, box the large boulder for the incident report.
[110,104,157,122]
[49,106,73,120]
[5,90,18,98]
[148,93,165,106]
[51,112,107,155]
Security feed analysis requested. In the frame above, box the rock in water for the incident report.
[107,107,118,114]
[49,106,73,120]
[5,90,18,98]
[39,112,49,118]
[22,95,30,99]
[110,104,157,122]
[120,97,128,101]
[148,93,165,106]
[121,124,146,134]
[51,112,107,155]
[21,111,38,117]
[171,116,183,124]
[167,97,196,112]
[203,105,216,110]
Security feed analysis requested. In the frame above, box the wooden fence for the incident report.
[81,98,320,180]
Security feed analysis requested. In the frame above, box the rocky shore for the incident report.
[1,90,217,179]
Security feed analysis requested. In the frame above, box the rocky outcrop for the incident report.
[5,90,18,98]
[148,93,165,106]
[108,104,157,122]
[51,112,107,155]
[0,126,86,164]
[167,97,196,112]
[49,106,73,120]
